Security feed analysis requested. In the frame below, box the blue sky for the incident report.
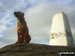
[0,0,75,48]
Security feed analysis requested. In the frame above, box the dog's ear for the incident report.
[17,11,24,17]
[18,11,24,16]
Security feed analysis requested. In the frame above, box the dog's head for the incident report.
[14,11,24,19]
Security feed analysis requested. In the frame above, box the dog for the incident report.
[14,11,31,43]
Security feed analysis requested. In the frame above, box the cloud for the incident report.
[0,25,7,32]
[0,33,15,48]
[0,26,17,48]
[3,26,17,41]
[0,0,75,47]
[25,1,75,45]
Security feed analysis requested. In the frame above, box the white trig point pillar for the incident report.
[49,12,74,46]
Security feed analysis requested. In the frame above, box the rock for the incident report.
[0,43,75,56]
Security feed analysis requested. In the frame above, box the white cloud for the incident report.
[0,0,75,48]
[0,10,13,33]
[0,26,17,48]
[14,0,27,10]
[4,26,17,41]
[25,1,75,45]
[0,25,7,32]
[0,34,3,37]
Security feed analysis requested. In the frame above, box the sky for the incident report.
[0,0,75,48]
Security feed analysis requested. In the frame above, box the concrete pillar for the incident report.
[49,12,74,46]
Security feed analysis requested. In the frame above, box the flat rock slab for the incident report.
[0,43,75,56]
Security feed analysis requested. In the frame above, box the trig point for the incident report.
[49,12,74,46]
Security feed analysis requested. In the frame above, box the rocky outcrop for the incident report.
[0,43,75,56]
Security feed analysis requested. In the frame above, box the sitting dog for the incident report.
[14,11,31,43]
